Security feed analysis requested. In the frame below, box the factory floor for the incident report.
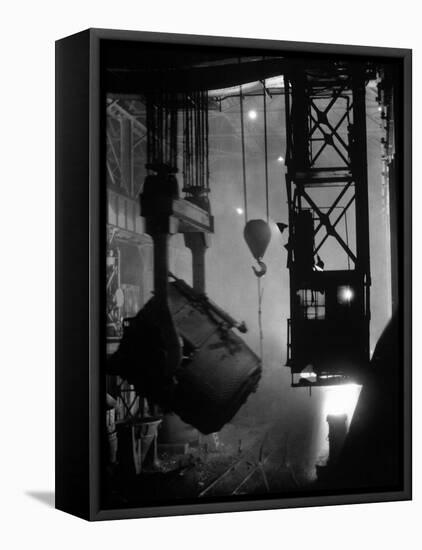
[103,419,306,509]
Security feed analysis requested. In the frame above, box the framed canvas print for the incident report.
[55,28,412,520]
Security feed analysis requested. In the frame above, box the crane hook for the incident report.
[252,259,267,278]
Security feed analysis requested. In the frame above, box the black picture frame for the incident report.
[55,28,412,521]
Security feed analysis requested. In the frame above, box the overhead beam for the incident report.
[106,58,289,94]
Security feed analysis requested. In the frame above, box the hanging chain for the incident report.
[182,91,209,201]
[257,277,264,362]
[239,85,248,222]
[239,80,273,365]
[263,82,270,223]
[146,90,178,172]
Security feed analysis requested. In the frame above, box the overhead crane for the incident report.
[283,62,375,387]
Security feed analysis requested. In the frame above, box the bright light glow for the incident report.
[323,384,361,419]
[300,371,317,379]
[265,75,285,89]
[378,106,382,112]
[277,156,284,163]
[236,207,244,215]
[338,285,354,304]
[300,364,316,381]
[343,288,354,301]
[248,109,257,120]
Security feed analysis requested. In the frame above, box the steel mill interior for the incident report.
[103,40,401,508]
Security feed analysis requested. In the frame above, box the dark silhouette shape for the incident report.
[276,222,288,234]
[315,254,325,270]
[315,313,402,491]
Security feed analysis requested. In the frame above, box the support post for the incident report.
[140,168,182,377]
[120,117,133,193]
[184,232,210,294]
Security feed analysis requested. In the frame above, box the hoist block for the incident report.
[243,219,271,261]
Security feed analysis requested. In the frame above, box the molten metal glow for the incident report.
[323,384,362,419]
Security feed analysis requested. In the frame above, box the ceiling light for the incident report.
[248,110,257,120]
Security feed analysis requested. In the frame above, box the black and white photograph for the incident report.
[100,35,410,512]
[2,0,421,546]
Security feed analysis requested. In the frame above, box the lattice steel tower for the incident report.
[284,61,374,387]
